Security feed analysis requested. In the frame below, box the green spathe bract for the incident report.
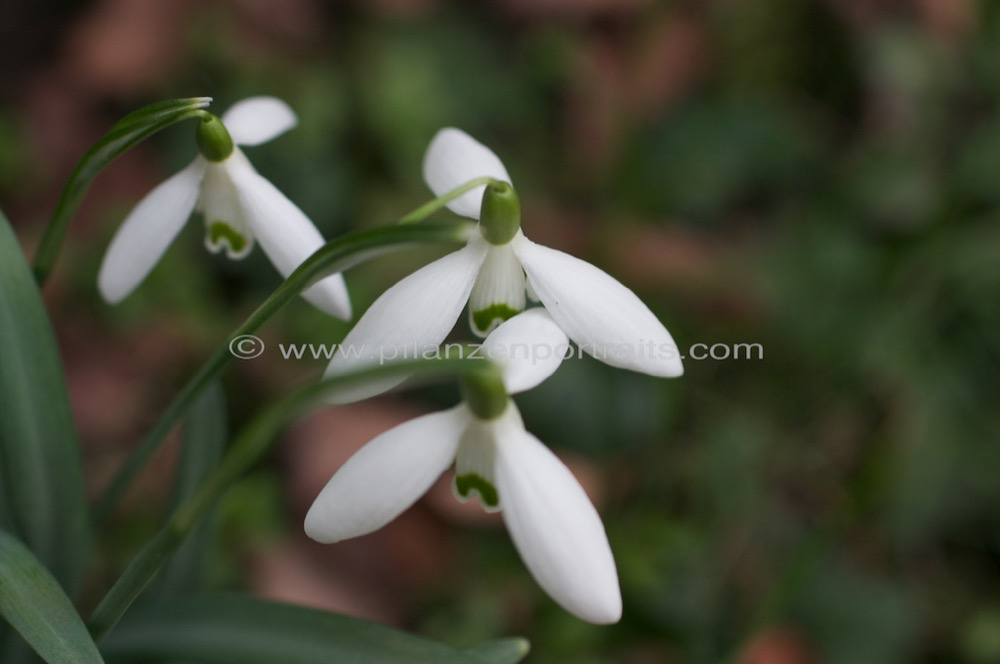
[196,114,234,162]
[32,96,213,284]
[479,181,520,245]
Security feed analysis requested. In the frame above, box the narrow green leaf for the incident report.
[87,358,499,642]
[0,211,88,593]
[151,382,227,599]
[32,96,212,284]
[0,530,104,664]
[101,595,506,664]
[462,638,531,664]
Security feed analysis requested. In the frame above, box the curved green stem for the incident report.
[92,218,473,526]
[87,357,499,642]
[33,97,213,284]
[398,176,498,223]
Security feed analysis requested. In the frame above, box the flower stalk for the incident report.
[33,97,213,284]
[459,370,508,420]
[398,176,499,224]
[87,357,500,643]
[92,217,474,527]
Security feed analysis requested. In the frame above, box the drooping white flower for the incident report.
[97,97,351,319]
[324,127,681,401]
[306,310,622,624]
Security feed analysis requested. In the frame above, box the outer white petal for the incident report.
[496,427,622,624]
[230,161,352,320]
[98,159,205,303]
[513,235,683,378]
[481,308,568,394]
[221,96,297,146]
[422,128,511,219]
[304,405,470,543]
[323,235,489,403]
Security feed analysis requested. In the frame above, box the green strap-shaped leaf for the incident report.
[0,211,88,594]
[150,381,226,599]
[32,96,212,283]
[0,530,104,664]
[101,595,520,664]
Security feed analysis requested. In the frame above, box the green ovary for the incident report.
[455,473,499,509]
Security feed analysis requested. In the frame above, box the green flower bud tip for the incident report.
[460,368,509,420]
[196,114,234,162]
[479,181,520,245]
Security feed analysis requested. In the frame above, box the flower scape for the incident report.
[3,94,685,664]
[93,101,684,625]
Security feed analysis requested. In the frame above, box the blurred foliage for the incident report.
[3,0,1000,662]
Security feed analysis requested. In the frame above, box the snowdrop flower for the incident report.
[324,127,680,400]
[97,97,351,319]
[306,309,621,624]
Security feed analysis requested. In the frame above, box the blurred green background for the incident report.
[2,0,1000,662]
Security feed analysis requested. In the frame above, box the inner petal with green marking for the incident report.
[469,241,526,337]
[453,418,501,512]
[198,161,254,259]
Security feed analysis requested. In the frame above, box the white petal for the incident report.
[323,235,489,403]
[304,406,469,543]
[221,96,297,146]
[230,161,352,320]
[98,159,204,303]
[422,128,511,219]
[468,241,526,336]
[481,309,568,394]
[513,235,683,378]
[496,426,622,624]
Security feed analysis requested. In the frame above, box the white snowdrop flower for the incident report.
[324,127,681,401]
[97,96,351,319]
[306,310,622,624]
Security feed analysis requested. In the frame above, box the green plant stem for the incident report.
[33,98,212,284]
[87,357,499,642]
[398,176,498,223]
[92,218,473,527]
